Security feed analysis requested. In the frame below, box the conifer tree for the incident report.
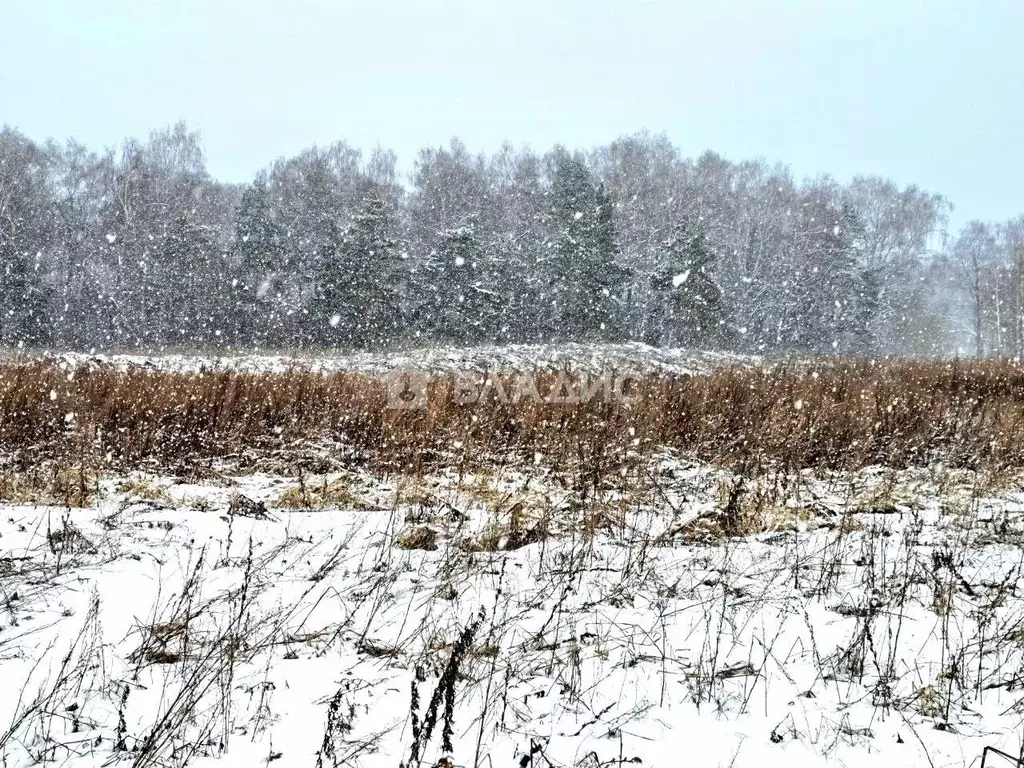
[416,221,496,344]
[161,212,222,347]
[547,153,623,340]
[650,222,727,346]
[231,177,285,346]
[318,194,405,349]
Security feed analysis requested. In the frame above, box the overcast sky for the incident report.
[3,0,1022,229]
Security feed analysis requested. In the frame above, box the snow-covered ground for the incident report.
[2,455,1023,767]
[35,342,756,376]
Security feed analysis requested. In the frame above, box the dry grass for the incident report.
[4,358,1024,472]
[117,477,169,502]
[0,466,100,507]
[271,475,363,509]
[395,525,439,551]
[459,508,551,552]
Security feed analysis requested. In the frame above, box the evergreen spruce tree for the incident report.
[793,201,870,355]
[549,153,594,339]
[161,212,220,347]
[650,222,727,346]
[489,150,547,343]
[307,217,342,347]
[0,130,51,348]
[318,194,405,349]
[547,153,623,340]
[590,183,629,339]
[287,154,342,348]
[418,220,495,344]
[231,177,285,347]
[839,203,879,356]
[852,266,882,355]
[0,247,48,348]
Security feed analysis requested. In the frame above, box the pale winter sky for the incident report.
[3,0,1022,230]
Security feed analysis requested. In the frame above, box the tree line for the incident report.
[0,121,1013,357]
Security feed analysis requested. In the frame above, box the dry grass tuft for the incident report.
[47,514,95,554]
[0,465,100,507]
[130,620,190,665]
[459,511,550,552]
[395,525,439,551]
[272,475,363,509]
[117,477,169,502]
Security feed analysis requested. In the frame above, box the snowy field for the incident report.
[37,342,756,377]
[2,452,1024,768]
